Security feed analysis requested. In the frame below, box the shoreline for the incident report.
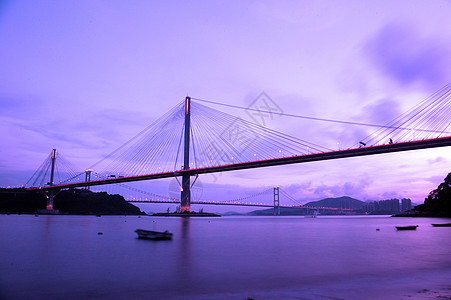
[392,212,451,218]
[0,212,146,216]
[151,212,221,217]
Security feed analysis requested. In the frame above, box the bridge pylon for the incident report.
[85,169,92,190]
[45,149,57,210]
[274,186,280,216]
[181,96,191,212]
[37,149,60,214]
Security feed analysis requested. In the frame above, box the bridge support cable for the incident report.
[53,154,85,185]
[86,101,187,178]
[192,96,451,136]
[70,96,331,180]
[25,149,84,188]
[205,186,275,207]
[357,82,451,147]
[87,102,184,171]
[81,171,180,203]
[121,186,276,207]
[189,101,331,170]
[25,152,52,187]
[92,181,180,204]
[279,188,304,207]
[192,85,451,150]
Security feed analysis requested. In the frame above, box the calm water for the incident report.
[0,215,450,299]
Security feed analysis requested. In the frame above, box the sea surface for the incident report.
[0,215,450,300]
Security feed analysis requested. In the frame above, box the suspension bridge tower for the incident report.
[36,148,60,214]
[274,186,280,216]
[181,96,191,212]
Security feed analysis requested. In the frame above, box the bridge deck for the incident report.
[27,136,451,191]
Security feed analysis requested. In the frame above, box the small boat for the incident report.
[395,225,418,231]
[135,229,173,240]
[431,223,451,227]
[305,210,319,218]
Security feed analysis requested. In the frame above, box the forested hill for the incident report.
[0,188,145,215]
[304,196,365,209]
[247,196,366,216]
[414,172,451,217]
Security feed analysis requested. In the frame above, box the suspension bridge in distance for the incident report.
[125,186,357,213]
[24,83,451,213]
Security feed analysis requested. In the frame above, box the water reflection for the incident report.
[1,215,450,299]
[176,217,192,284]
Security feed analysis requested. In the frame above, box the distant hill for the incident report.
[221,211,242,216]
[247,207,313,216]
[304,196,365,209]
[246,196,366,216]
[0,188,145,215]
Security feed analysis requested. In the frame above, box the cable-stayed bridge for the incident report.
[24,83,451,212]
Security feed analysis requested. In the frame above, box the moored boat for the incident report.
[395,225,418,230]
[305,210,319,218]
[431,223,451,227]
[135,229,173,240]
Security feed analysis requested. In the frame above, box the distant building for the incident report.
[401,198,412,212]
[362,198,402,214]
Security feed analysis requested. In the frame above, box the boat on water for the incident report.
[135,229,173,240]
[305,210,319,218]
[431,223,451,227]
[395,225,418,231]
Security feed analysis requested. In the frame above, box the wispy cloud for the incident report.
[427,156,446,164]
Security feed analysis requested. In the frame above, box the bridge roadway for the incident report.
[27,136,451,191]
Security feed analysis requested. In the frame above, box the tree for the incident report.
[416,173,451,217]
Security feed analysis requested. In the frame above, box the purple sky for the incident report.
[1,1,450,212]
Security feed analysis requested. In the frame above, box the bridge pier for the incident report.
[46,190,54,210]
[181,96,191,213]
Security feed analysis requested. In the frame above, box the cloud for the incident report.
[312,177,372,200]
[0,94,46,118]
[273,177,374,203]
[427,156,446,164]
[425,173,447,186]
[365,22,451,87]
[380,191,405,200]
[361,98,402,125]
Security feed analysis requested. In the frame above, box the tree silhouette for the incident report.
[416,173,451,216]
